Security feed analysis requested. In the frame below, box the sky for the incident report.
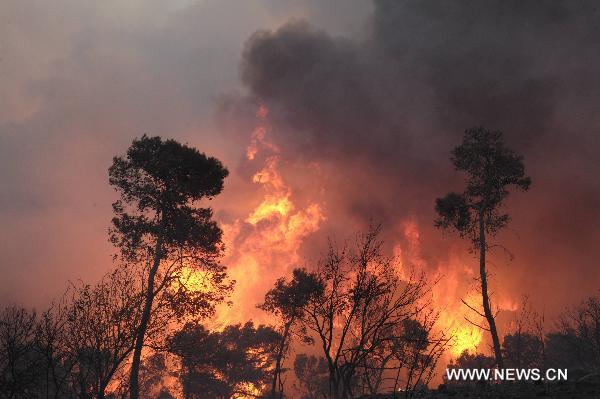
[0,0,368,306]
[1,0,600,351]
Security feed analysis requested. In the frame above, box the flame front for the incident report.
[393,220,483,357]
[189,106,520,367]
[216,105,325,327]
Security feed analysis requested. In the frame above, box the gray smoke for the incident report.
[235,0,600,311]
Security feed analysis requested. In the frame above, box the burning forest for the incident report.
[2,1,600,398]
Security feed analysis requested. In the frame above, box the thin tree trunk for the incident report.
[271,320,291,399]
[479,212,504,368]
[129,228,164,399]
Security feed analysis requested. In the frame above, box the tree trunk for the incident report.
[129,230,164,399]
[271,321,291,399]
[479,212,504,368]
[330,369,342,399]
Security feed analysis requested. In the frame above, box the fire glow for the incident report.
[215,105,325,327]
[393,221,483,357]
[195,105,518,362]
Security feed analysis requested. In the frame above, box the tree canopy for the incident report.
[108,135,231,399]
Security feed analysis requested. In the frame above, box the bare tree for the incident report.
[61,267,144,398]
[34,297,75,399]
[356,324,396,396]
[303,226,429,399]
[0,306,39,398]
[355,311,450,398]
[502,296,544,369]
[391,315,450,399]
[546,295,600,375]
[1,271,142,399]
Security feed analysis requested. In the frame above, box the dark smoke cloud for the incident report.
[237,0,600,313]
[1,0,599,324]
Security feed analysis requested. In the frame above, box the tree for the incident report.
[545,295,600,375]
[502,333,543,369]
[354,312,449,398]
[303,226,429,399]
[390,316,450,399]
[61,267,144,399]
[259,268,324,399]
[138,353,175,398]
[108,135,231,399]
[0,268,144,399]
[0,306,40,398]
[434,127,531,368]
[502,296,544,369]
[293,354,328,399]
[168,322,281,398]
[35,296,76,399]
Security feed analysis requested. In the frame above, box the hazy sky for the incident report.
[0,0,369,306]
[2,0,599,329]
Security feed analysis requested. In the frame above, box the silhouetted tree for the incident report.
[260,268,324,398]
[357,324,395,396]
[356,319,427,397]
[502,296,544,369]
[353,312,449,398]
[138,353,175,398]
[545,295,600,375]
[0,306,40,398]
[108,135,231,399]
[168,322,281,399]
[502,332,543,369]
[303,226,429,399]
[435,127,531,368]
[1,269,147,399]
[61,267,144,399]
[390,316,450,399]
[34,301,71,399]
[293,354,328,399]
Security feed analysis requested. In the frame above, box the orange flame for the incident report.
[393,220,483,357]
[215,105,325,327]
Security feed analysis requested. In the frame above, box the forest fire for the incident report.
[5,1,600,397]
[1,102,596,399]
[215,105,325,327]
[156,104,539,398]
[217,106,504,361]
[392,221,483,357]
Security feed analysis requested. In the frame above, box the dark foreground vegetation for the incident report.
[1,131,599,398]
[357,379,600,399]
[3,290,600,398]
